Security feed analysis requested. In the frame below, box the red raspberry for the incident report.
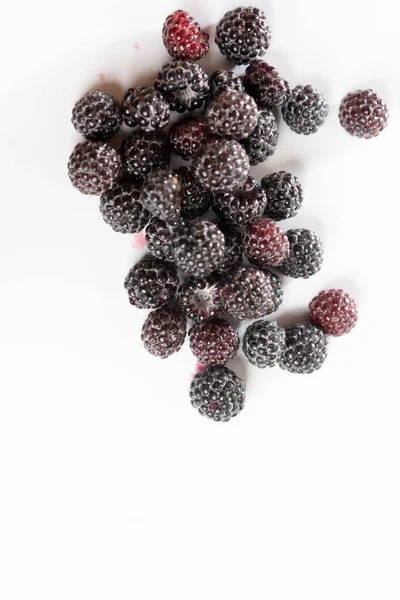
[244,218,290,267]
[189,318,239,365]
[162,10,209,61]
[169,117,209,161]
[309,289,358,336]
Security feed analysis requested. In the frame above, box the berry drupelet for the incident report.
[242,110,279,165]
[124,257,179,309]
[243,61,291,109]
[178,275,223,323]
[193,138,250,193]
[141,308,186,359]
[279,228,323,279]
[216,225,243,277]
[190,365,246,422]
[121,86,170,131]
[261,171,303,221]
[282,85,329,135]
[244,218,290,268]
[178,166,211,220]
[140,169,182,224]
[162,9,209,61]
[172,219,226,278]
[339,89,389,139]
[279,324,328,374]
[71,90,122,141]
[221,266,275,320]
[145,217,175,263]
[243,319,286,368]
[155,60,209,112]
[100,181,150,234]
[212,177,267,227]
[208,70,244,99]
[169,117,209,161]
[68,141,122,195]
[205,90,259,140]
[215,7,271,65]
[189,318,239,365]
[309,289,358,336]
[120,131,170,180]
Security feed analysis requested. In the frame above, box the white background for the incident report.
[1,1,399,598]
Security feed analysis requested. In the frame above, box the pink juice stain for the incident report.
[134,42,140,50]
[131,230,146,249]
[97,73,105,81]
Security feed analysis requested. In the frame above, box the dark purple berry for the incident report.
[124,257,178,309]
[178,166,211,220]
[339,89,388,138]
[141,308,186,358]
[215,7,271,65]
[242,110,279,165]
[155,60,209,112]
[68,141,122,195]
[121,86,170,131]
[243,218,290,267]
[145,217,175,262]
[212,176,267,226]
[190,365,246,422]
[261,171,303,221]
[279,229,323,279]
[193,138,250,193]
[169,117,209,161]
[282,85,329,135]
[140,169,182,224]
[279,324,328,374]
[100,181,150,234]
[221,266,275,320]
[120,131,170,180]
[243,61,290,108]
[243,319,285,368]
[178,275,223,323]
[172,220,226,278]
[189,318,239,365]
[71,90,122,141]
[205,90,259,140]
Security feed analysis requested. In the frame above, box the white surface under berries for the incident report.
[0,1,399,600]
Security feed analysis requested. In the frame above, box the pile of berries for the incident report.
[68,7,388,422]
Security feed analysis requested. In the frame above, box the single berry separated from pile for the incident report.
[193,138,250,192]
[279,228,323,279]
[339,89,389,139]
[100,181,150,234]
[155,60,209,112]
[309,289,358,336]
[243,61,290,108]
[205,90,259,140]
[190,365,246,422]
[244,218,290,267]
[282,85,329,135]
[189,318,239,365]
[279,323,328,374]
[212,177,267,227]
[162,9,209,61]
[124,257,179,309]
[215,7,271,65]
[68,141,122,195]
[120,131,170,180]
[142,308,186,358]
[172,219,226,278]
[71,90,122,141]
[261,171,303,221]
[178,275,223,323]
[243,320,286,368]
[140,169,182,224]
[121,86,170,131]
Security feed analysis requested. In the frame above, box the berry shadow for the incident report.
[276,307,310,329]
[227,353,248,385]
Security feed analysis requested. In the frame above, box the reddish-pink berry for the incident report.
[309,289,358,336]
[169,117,209,161]
[162,10,209,61]
[243,218,290,267]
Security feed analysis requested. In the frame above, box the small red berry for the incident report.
[243,218,290,267]
[162,10,209,61]
[309,289,358,336]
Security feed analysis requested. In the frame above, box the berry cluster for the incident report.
[68,6,387,422]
